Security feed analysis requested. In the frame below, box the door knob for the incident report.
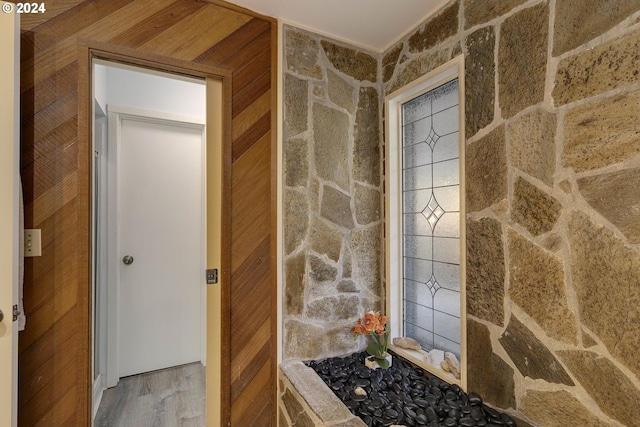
[122,255,134,265]
[0,309,3,322]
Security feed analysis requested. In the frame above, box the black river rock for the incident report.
[306,352,516,427]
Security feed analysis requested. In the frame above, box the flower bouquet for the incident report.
[351,311,391,369]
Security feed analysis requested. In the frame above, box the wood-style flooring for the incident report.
[94,362,205,427]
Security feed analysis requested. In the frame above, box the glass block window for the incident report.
[401,78,460,358]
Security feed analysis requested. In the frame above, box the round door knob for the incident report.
[122,255,134,265]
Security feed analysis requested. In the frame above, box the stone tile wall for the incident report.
[380,1,640,425]
[282,1,640,426]
[282,26,383,361]
[278,363,366,427]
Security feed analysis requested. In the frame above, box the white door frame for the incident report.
[105,106,206,388]
[0,4,19,426]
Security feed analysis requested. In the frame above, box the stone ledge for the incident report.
[279,361,367,427]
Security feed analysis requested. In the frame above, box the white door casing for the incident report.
[108,107,205,380]
[0,4,20,426]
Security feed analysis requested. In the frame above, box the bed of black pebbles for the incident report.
[306,352,517,427]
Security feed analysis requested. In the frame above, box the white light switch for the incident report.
[25,229,42,257]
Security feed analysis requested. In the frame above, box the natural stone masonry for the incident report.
[578,167,640,243]
[285,137,309,188]
[285,28,323,79]
[306,295,359,321]
[285,190,309,255]
[567,211,640,379]
[499,315,574,385]
[466,125,507,213]
[558,350,640,426]
[354,185,380,226]
[581,329,598,348]
[283,26,383,363]
[351,225,381,292]
[353,87,381,187]
[285,74,309,138]
[407,0,459,53]
[498,2,548,118]
[553,29,640,106]
[320,41,377,83]
[508,230,577,344]
[313,103,351,191]
[467,319,516,410]
[563,89,640,172]
[466,218,505,326]
[320,185,354,230]
[309,219,342,263]
[465,26,495,139]
[521,389,611,427]
[464,0,528,29]
[280,362,365,427]
[388,48,453,95]
[327,69,355,113]
[511,177,562,236]
[508,108,556,186]
[285,319,324,360]
[381,44,402,83]
[285,252,306,316]
[283,2,640,426]
[553,0,640,56]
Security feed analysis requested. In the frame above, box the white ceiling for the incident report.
[226,0,449,51]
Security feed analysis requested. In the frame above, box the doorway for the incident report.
[91,59,210,423]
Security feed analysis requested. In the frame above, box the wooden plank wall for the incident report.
[16,1,276,425]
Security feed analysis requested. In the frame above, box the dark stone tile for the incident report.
[467,318,516,409]
[464,26,495,139]
[499,315,574,385]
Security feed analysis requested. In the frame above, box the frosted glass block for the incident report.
[404,234,432,261]
[433,288,460,317]
[433,213,460,238]
[403,213,432,237]
[431,79,458,114]
[433,132,459,163]
[432,106,459,136]
[404,301,433,335]
[404,117,433,147]
[404,279,433,308]
[405,322,433,350]
[404,256,432,283]
[403,189,432,214]
[432,186,459,211]
[433,334,460,357]
[403,164,432,191]
[434,310,460,344]
[433,158,459,187]
[403,93,432,125]
[433,237,460,264]
[433,262,460,291]
[403,143,432,168]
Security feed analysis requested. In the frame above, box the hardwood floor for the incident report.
[94,363,205,427]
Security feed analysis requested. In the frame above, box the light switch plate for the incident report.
[25,229,42,257]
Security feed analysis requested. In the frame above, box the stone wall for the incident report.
[380,1,640,426]
[282,26,383,361]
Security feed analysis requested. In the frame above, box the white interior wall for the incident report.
[96,62,206,119]
[92,62,206,412]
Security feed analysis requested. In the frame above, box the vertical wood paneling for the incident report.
[18,1,276,425]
